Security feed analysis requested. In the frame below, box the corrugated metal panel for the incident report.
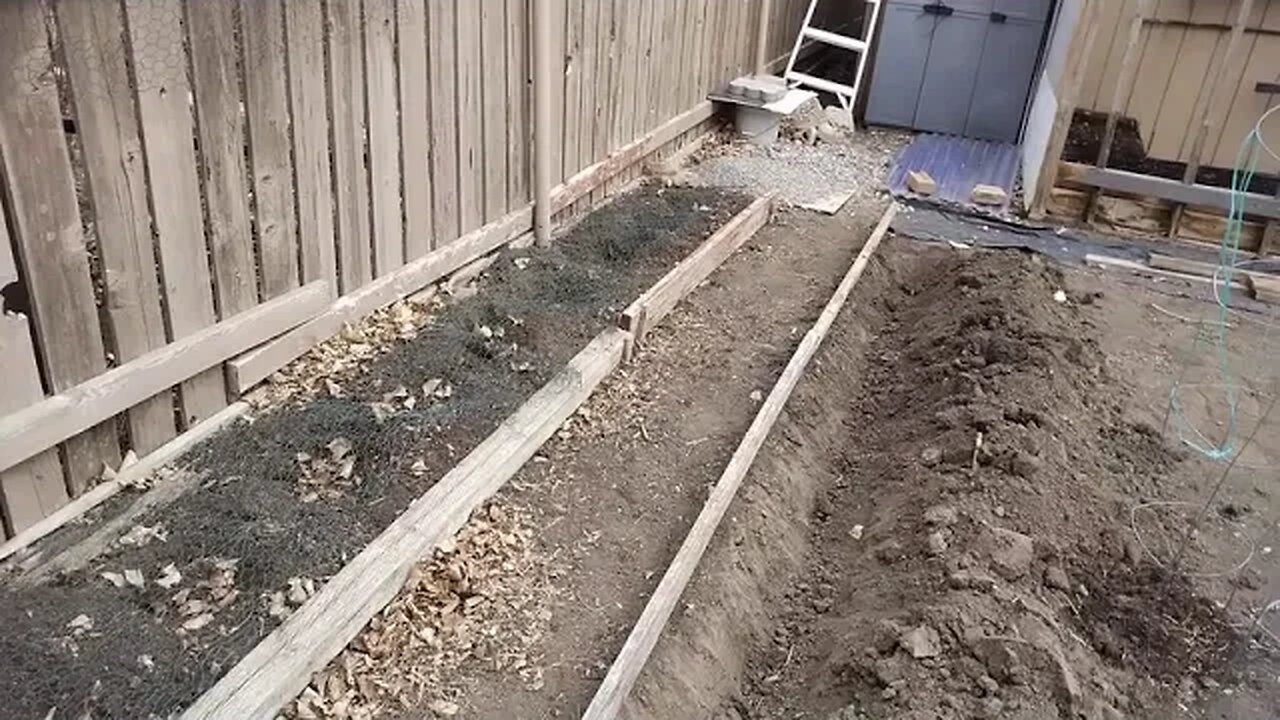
[886,133,1021,212]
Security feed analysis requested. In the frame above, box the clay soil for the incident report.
[622,241,1280,720]
[0,185,749,720]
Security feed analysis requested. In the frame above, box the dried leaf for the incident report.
[179,599,209,616]
[410,459,428,476]
[67,614,93,632]
[123,568,145,588]
[369,402,397,423]
[267,591,289,620]
[328,437,353,462]
[338,456,357,481]
[428,700,459,716]
[287,577,313,606]
[101,571,126,588]
[182,613,215,631]
[421,378,442,398]
[137,654,155,671]
[434,382,453,399]
[118,524,167,547]
[325,378,345,398]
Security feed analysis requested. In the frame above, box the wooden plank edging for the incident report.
[1057,161,1280,221]
[183,329,627,719]
[0,281,329,475]
[619,195,773,347]
[230,101,719,394]
[0,401,250,565]
[183,188,772,719]
[583,204,900,720]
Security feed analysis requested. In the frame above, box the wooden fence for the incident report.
[1079,0,1280,172]
[0,0,819,541]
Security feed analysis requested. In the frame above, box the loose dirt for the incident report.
[623,241,1280,720]
[0,185,748,720]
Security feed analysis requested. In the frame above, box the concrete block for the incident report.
[907,170,937,196]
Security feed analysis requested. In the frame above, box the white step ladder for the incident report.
[782,0,883,119]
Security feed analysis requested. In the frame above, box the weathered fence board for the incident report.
[365,0,405,277]
[398,0,434,261]
[457,1,485,232]
[506,0,532,209]
[0,1,119,495]
[243,0,302,297]
[286,0,338,291]
[328,0,374,292]
[0,204,68,537]
[482,0,511,220]
[126,0,227,432]
[187,0,259,318]
[54,0,176,456]
[428,0,461,244]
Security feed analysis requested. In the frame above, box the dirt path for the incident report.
[285,200,892,719]
[622,241,1280,720]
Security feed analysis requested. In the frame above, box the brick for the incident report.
[906,170,937,196]
[971,184,1009,206]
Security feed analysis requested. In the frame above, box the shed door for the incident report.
[866,0,1050,143]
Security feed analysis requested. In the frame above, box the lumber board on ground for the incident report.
[232,103,716,393]
[0,402,248,565]
[1148,253,1226,278]
[620,196,773,344]
[0,282,327,474]
[183,329,627,720]
[1085,253,1249,291]
[1058,162,1280,220]
[583,204,900,720]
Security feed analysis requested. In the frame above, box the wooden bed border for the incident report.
[182,192,772,720]
[583,204,898,719]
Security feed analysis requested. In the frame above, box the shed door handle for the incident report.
[923,3,954,16]
[990,11,1008,23]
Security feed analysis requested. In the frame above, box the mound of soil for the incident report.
[0,185,749,720]
[628,243,1254,720]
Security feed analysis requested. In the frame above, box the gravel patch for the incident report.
[690,127,909,209]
